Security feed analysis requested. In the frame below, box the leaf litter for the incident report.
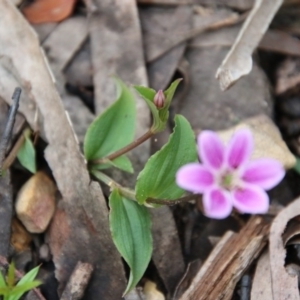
[1,0,300,299]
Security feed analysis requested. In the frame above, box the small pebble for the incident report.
[15,172,56,233]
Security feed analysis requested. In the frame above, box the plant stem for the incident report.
[92,129,154,164]
[92,171,136,201]
[146,194,200,206]
[92,170,200,206]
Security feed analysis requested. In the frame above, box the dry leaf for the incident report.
[0,1,126,298]
[216,0,283,90]
[250,250,273,300]
[150,207,185,294]
[269,197,300,300]
[177,47,272,131]
[217,114,296,169]
[42,16,87,72]
[140,5,192,90]
[23,0,77,24]
[144,280,165,300]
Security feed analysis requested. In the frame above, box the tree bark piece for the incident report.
[180,216,269,300]
[60,261,93,300]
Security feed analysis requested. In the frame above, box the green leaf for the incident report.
[91,155,134,173]
[17,129,36,174]
[159,78,182,123]
[15,266,39,287]
[135,80,181,133]
[294,156,300,175]
[134,86,156,102]
[109,190,152,295]
[134,86,162,131]
[9,281,41,300]
[0,286,9,295]
[135,115,198,204]
[8,266,41,300]
[84,78,136,161]
[7,262,15,288]
[0,271,7,289]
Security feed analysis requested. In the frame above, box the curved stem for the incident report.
[92,129,154,165]
[92,170,201,206]
[92,170,136,201]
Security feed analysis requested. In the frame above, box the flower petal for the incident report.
[198,130,225,170]
[176,163,214,193]
[232,184,269,214]
[203,188,232,219]
[242,158,285,190]
[226,129,253,169]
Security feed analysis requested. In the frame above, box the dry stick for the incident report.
[0,255,46,300]
[60,261,94,300]
[0,87,21,170]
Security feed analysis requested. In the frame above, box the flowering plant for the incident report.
[38,78,283,294]
[176,129,284,219]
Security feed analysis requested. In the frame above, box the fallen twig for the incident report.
[0,87,21,171]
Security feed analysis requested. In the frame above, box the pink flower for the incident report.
[176,129,285,219]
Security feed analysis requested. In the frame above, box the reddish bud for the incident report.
[153,90,165,109]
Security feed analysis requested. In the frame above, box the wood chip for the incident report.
[216,0,283,90]
[180,216,269,300]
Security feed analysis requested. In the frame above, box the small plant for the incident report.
[0,263,41,300]
[15,77,285,294]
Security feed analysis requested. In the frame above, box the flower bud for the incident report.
[153,90,165,109]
